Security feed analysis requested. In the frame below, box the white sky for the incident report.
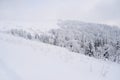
[0,0,120,26]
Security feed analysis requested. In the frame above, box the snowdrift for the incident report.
[0,29,120,80]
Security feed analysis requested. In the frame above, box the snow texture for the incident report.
[0,27,120,80]
[4,20,120,63]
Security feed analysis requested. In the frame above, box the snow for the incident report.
[0,30,120,80]
[0,20,59,32]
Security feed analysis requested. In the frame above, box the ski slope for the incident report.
[0,31,120,80]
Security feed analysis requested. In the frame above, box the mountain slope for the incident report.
[0,29,120,80]
[4,20,120,63]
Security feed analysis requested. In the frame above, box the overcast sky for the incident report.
[0,0,120,26]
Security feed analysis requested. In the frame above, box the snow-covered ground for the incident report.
[0,28,120,80]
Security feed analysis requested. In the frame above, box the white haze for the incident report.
[0,0,120,27]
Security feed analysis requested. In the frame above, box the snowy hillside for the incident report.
[0,25,120,80]
[3,20,120,63]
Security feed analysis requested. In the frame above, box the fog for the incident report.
[0,0,120,26]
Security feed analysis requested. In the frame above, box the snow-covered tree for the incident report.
[9,20,120,63]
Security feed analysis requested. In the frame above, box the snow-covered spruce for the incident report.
[8,20,120,63]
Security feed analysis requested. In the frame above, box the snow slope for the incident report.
[0,31,120,80]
